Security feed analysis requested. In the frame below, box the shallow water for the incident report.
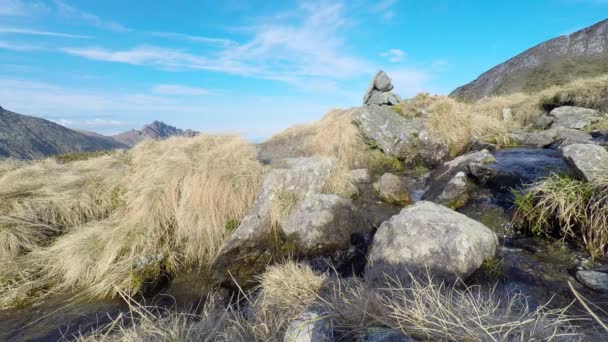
[489,147,571,185]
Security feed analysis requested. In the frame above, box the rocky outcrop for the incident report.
[451,19,608,100]
[350,105,449,167]
[366,201,498,282]
[363,71,402,106]
[561,144,608,182]
[284,311,334,342]
[374,173,413,206]
[211,157,367,287]
[509,126,595,148]
[281,194,361,255]
[549,106,604,130]
[112,120,198,147]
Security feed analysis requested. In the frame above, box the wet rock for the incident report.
[434,171,472,209]
[374,173,413,206]
[359,327,414,342]
[423,150,494,202]
[284,311,334,342]
[509,127,594,148]
[366,201,498,282]
[561,143,608,182]
[533,115,556,130]
[549,106,603,130]
[350,169,371,183]
[363,70,401,106]
[350,105,448,168]
[211,157,339,287]
[281,194,361,256]
[576,270,608,292]
[550,127,595,148]
[592,130,608,146]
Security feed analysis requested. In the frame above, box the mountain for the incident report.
[451,18,608,100]
[0,106,127,159]
[112,120,199,147]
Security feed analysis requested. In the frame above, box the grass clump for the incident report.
[54,150,119,164]
[514,174,608,259]
[368,149,404,175]
[0,135,265,308]
[266,109,370,168]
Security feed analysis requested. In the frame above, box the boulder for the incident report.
[350,105,449,167]
[509,127,594,148]
[363,71,401,106]
[281,194,360,255]
[549,106,603,130]
[366,201,498,282]
[561,144,608,182]
[374,173,412,206]
[211,157,340,287]
[434,171,472,209]
[551,127,596,148]
[284,311,334,342]
[576,270,608,292]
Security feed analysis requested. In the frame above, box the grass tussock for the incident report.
[514,174,608,259]
[0,135,265,307]
[0,154,130,260]
[266,109,370,168]
[75,262,583,342]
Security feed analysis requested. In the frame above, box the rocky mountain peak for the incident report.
[112,120,199,147]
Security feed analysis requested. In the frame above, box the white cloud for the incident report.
[0,27,90,38]
[83,118,128,127]
[381,48,405,63]
[151,84,210,96]
[0,40,43,51]
[54,0,129,32]
[150,31,236,46]
[0,0,48,16]
[372,0,398,20]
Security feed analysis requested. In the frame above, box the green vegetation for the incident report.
[368,149,404,175]
[514,174,608,259]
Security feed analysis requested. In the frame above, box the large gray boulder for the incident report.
[350,105,449,167]
[211,157,342,287]
[366,201,498,282]
[561,144,608,182]
[576,270,608,292]
[549,106,603,130]
[281,194,360,255]
[374,173,412,206]
[284,311,334,342]
[363,71,402,106]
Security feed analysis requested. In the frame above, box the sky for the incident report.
[0,0,607,139]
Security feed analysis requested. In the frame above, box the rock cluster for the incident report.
[363,71,402,106]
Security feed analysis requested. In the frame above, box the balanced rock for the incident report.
[366,201,498,282]
[363,71,402,106]
[550,106,603,130]
[561,144,608,182]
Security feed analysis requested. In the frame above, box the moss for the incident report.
[368,150,404,175]
[224,219,240,232]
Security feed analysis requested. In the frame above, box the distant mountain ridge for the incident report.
[0,106,199,159]
[112,120,199,147]
[451,18,608,100]
[0,106,127,159]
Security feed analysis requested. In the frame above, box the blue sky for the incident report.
[0,0,607,139]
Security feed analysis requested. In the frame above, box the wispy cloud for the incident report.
[0,27,90,38]
[372,0,398,20]
[0,0,49,16]
[381,48,405,63]
[54,0,129,32]
[0,40,44,51]
[151,84,210,96]
[150,31,236,46]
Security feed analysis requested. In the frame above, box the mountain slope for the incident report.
[451,18,608,100]
[112,120,199,147]
[0,106,127,159]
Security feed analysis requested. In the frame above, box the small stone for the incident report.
[284,311,334,342]
[576,270,608,292]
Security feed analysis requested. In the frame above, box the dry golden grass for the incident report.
[0,135,265,307]
[0,154,129,261]
[266,109,370,168]
[75,264,585,342]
